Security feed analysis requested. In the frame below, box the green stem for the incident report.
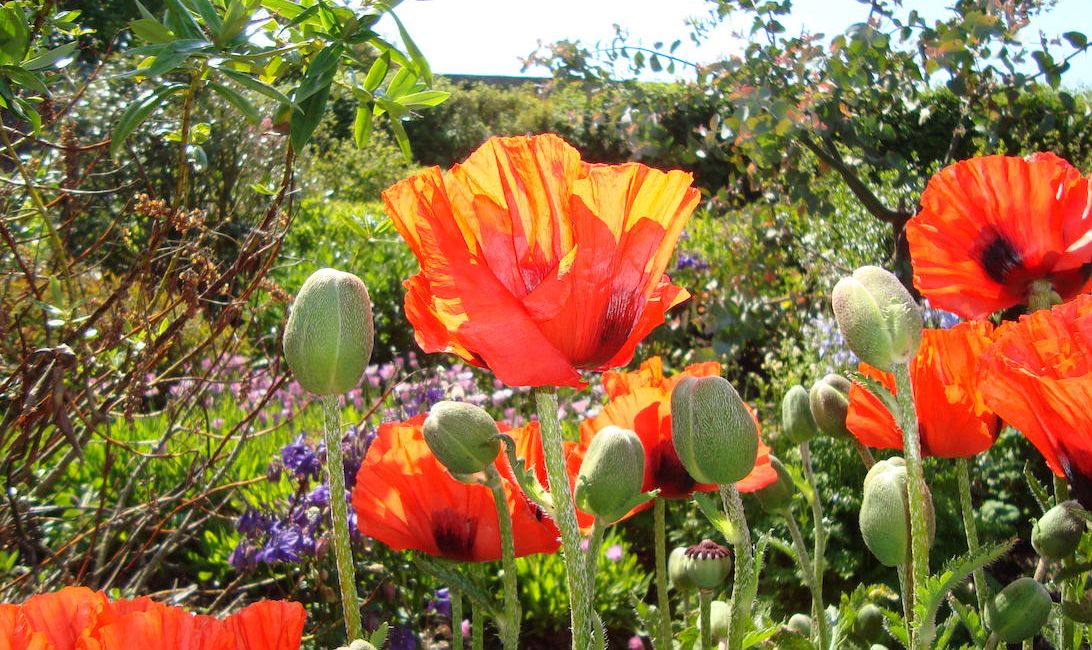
[472,591,485,650]
[957,458,988,613]
[654,498,673,650]
[700,590,713,650]
[1027,278,1061,312]
[534,388,599,650]
[484,464,521,650]
[894,363,932,650]
[719,484,753,650]
[785,508,830,650]
[852,439,877,469]
[321,394,362,642]
[800,442,826,584]
[897,564,915,650]
[585,517,607,602]
[984,631,1000,650]
[451,588,464,650]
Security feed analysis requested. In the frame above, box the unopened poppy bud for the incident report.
[334,641,379,650]
[787,613,812,636]
[754,456,796,515]
[987,577,1052,643]
[423,401,501,475]
[283,268,374,395]
[671,376,759,485]
[859,457,935,567]
[782,385,819,444]
[575,426,646,523]
[870,645,890,650]
[682,539,732,591]
[831,266,923,372]
[809,374,853,440]
[668,546,697,592]
[710,600,731,642]
[853,603,884,643]
[1032,499,1086,561]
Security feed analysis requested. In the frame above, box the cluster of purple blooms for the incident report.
[675,252,711,271]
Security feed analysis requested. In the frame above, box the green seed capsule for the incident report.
[809,374,853,440]
[782,384,820,444]
[668,546,697,592]
[423,401,501,475]
[853,603,884,643]
[831,266,923,372]
[859,457,935,567]
[1032,499,1086,561]
[787,613,812,637]
[671,375,759,485]
[987,577,1052,643]
[754,456,796,515]
[682,539,732,591]
[283,268,374,395]
[575,426,646,523]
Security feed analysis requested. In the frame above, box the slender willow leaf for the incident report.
[215,67,294,107]
[389,11,430,84]
[352,103,373,149]
[23,42,78,70]
[110,83,185,157]
[289,82,329,153]
[208,80,259,123]
[362,51,390,92]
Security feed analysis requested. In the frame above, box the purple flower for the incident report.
[675,252,710,271]
[426,587,452,619]
[307,484,330,506]
[229,542,257,570]
[605,544,624,563]
[281,433,322,481]
[236,509,271,538]
[389,624,417,650]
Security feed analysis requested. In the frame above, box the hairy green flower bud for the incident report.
[987,577,1052,643]
[754,456,796,515]
[668,546,697,592]
[710,600,731,642]
[859,457,935,567]
[853,603,884,644]
[809,374,853,440]
[671,375,759,485]
[782,384,820,444]
[831,266,923,372]
[283,268,374,395]
[869,645,890,650]
[423,401,501,475]
[682,539,732,591]
[1032,499,1086,561]
[787,613,812,637]
[334,641,379,650]
[575,426,646,523]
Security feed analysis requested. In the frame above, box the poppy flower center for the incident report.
[979,233,1024,284]
[430,508,478,561]
[654,439,698,499]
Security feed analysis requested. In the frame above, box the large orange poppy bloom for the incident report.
[846,321,1000,458]
[352,414,561,561]
[978,293,1092,505]
[579,357,776,516]
[906,153,1092,320]
[383,134,700,388]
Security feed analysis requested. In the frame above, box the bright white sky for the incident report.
[378,0,1090,85]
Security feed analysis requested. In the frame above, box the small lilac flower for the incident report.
[307,484,331,506]
[281,433,321,481]
[236,509,271,537]
[461,620,471,639]
[605,544,624,563]
[229,542,256,570]
[426,587,452,619]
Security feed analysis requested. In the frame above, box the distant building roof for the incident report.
[440,73,551,88]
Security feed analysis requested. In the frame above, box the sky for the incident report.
[376,0,1091,86]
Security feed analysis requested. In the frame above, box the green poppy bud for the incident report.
[831,266,923,372]
[334,641,379,650]
[575,426,646,523]
[682,539,732,591]
[1032,499,1086,561]
[787,613,812,636]
[423,401,501,475]
[671,375,759,485]
[870,645,890,650]
[754,456,796,515]
[710,600,731,642]
[782,384,819,444]
[669,546,697,592]
[859,457,935,567]
[987,577,1052,643]
[853,603,885,643]
[283,268,374,395]
[809,374,853,440]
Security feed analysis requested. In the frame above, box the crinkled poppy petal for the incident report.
[736,439,778,493]
[225,601,305,650]
[94,601,229,650]
[20,587,108,650]
[0,604,51,650]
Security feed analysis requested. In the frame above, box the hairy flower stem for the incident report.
[719,484,753,650]
[451,588,464,650]
[654,498,673,650]
[785,508,830,650]
[957,458,988,612]
[585,517,607,599]
[485,463,521,650]
[897,565,915,649]
[852,439,876,469]
[321,395,362,642]
[699,590,713,650]
[799,442,826,582]
[534,388,599,650]
[893,363,932,650]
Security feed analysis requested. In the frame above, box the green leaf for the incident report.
[1060,600,1092,624]
[11,97,40,134]
[0,5,29,65]
[130,17,176,44]
[369,622,389,648]
[495,433,553,511]
[162,0,204,39]
[692,491,741,544]
[362,51,390,92]
[1063,31,1088,50]
[1022,461,1052,513]
[110,83,186,157]
[215,67,294,107]
[0,66,49,95]
[389,11,431,84]
[352,103,372,149]
[261,0,306,20]
[293,43,341,103]
[289,82,329,153]
[208,80,259,123]
[849,370,899,426]
[396,89,449,109]
[22,42,79,70]
[384,65,416,100]
[187,0,223,35]
[946,594,988,645]
[914,538,1015,630]
[219,0,252,43]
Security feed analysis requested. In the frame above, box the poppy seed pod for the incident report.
[575,426,646,523]
[710,600,731,642]
[809,374,853,440]
[1032,499,1086,561]
[671,375,759,485]
[782,384,820,444]
[832,266,923,372]
[682,539,732,591]
[422,401,501,475]
[754,456,796,515]
[859,457,935,567]
[787,613,812,636]
[283,268,374,395]
[668,546,697,592]
[853,604,885,644]
[987,577,1052,643]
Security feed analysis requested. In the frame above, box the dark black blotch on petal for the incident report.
[1062,459,1092,510]
[980,234,1024,284]
[431,507,478,561]
[654,439,698,499]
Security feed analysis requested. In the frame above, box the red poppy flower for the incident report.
[383,134,700,388]
[352,415,561,561]
[907,153,1092,320]
[0,604,50,650]
[978,293,1092,505]
[846,321,1000,458]
[224,601,306,650]
[17,587,107,650]
[579,357,776,516]
[94,601,229,650]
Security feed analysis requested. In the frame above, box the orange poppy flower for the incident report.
[383,134,700,388]
[352,414,561,561]
[846,321,1000,458]
[579,357,776,515]
[503,420,594,532]
[0,604,50,650]
[17,587,107,650]
[977,293,1092,505]
[93,601,229,650]
[907,153,1092,320]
